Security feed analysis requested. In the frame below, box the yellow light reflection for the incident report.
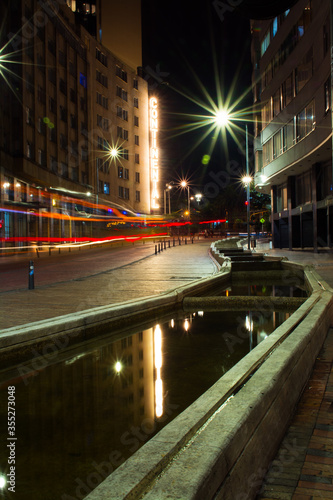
[184,319,190,332]
[198,311,204,317]
[154,324,163,418]
[245,315,253,332]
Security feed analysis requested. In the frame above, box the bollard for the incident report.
[28,260,34,290]
[158,243,161,252]
[168,240,170,248]
[185,238,187,245]
[179,238,181,245]
[155,244,157,255]
[36,248,39,258]
[164,240,166,249]
[173,238,175,247]
[192,238,194,244]
[49,247,51,256]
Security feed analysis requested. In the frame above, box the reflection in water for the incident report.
[0,309,291,499]
[154,325,163,418]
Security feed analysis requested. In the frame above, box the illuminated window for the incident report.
[79,73,87,88]
[261,30,270,56]
[272,17,278,37]
[104,182,110,194]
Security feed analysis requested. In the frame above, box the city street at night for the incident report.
[1,0,333,499]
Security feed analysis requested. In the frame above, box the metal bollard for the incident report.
[173,238,175,247]
[164,240,166,249]
[168,240,170,248]
[158,243,161,252]
[192,238,194,244]
[185,238,187,245]
[179,238,181,245]
[29,260,34,290]
[155,245,157,255]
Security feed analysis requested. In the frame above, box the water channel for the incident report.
[0,282,306,499]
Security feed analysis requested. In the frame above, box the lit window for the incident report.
[272,17,278,37]
[79,73,87,89]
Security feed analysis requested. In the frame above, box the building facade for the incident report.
[251,0,332,250]
[0,0,150,243]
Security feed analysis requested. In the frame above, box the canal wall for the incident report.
[83,250,333,499]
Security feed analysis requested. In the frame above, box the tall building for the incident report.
[251,0,332,251]
[0,0,150,243]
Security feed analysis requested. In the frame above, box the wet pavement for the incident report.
[0,238,216,330]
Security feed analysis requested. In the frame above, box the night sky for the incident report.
[141,0,254,193]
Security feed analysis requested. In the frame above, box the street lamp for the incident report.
[163,184,173,214]
[244,125,251,250]
[96,146,119,213]
[180,180,190,217]
[214,111,251,249]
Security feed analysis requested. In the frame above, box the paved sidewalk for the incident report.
[257,329,333,500]
[0,240,216,330]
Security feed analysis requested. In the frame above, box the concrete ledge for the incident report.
[183,295,306,311]
[84,290,324,500]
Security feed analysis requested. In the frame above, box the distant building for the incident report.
[0,0,150,243]
[251,0,332,250]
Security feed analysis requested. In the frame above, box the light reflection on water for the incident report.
[0,309,291,499]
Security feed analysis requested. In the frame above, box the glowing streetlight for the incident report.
[96,145,121,213]
[0,475,6,489]
[115,361,122,373]
[180,181,190,217]
[215,109,230,127]
[214,110,251,249]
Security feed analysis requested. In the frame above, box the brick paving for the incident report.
[257,328,333,500]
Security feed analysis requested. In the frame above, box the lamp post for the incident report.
[96,147,119,214]
[163,184,173,214]
[180,180,190,217]
[245,125,251,250]
[214,111,251,250]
